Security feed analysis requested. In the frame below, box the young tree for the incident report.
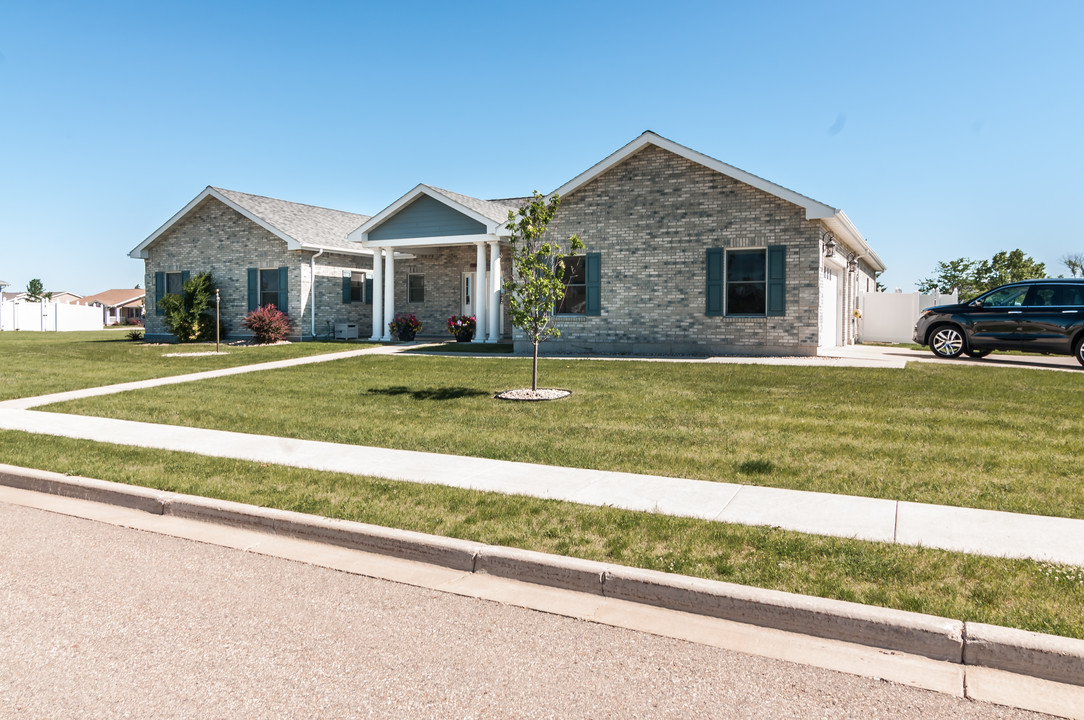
[160,272,219,342]
[25,278,51,302]
[503,191,584,391]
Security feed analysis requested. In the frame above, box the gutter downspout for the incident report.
[310,248,324,339]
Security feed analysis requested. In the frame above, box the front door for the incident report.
[461,272,476,317]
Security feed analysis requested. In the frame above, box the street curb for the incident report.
[3,463,1083,689]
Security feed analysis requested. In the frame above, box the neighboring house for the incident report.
[130,187,374,342]
[131,132,884,354]
[2,290,82,304]
[81,289,146,325]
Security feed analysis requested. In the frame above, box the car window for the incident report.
[1050,285,1084,307]
[1024,286,1057,306]
[981,286,1029,307]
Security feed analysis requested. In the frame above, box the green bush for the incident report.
[160,272,219,342]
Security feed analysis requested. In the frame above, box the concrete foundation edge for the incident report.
[3,463,1083,690]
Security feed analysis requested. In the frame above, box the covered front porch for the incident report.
[347,184,521,343]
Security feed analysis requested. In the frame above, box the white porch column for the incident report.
[487,241,501,342]
[474,242,487,343]
[370,248,384,341]
[382,250,395,341]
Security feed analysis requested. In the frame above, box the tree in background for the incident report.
[1062,253,1084,277]
[159,272,219,342]
[503,191,584,392]
[25,278,51,302]
[917,249,1046,298]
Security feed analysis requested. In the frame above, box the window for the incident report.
[555,253,601,316]
[407,273,425,303]
[726,250,767,315]
[557,256,586,315]
[248,266,288,314]
[259,269,280,308]
[981,286,1028,307]
[350,273,365,302]
[706,246,785,317]
[165,272,184,295]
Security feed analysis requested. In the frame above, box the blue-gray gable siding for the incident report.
[368,195,486,241]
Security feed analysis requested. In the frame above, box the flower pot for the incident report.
[397,328,416,341]
[455,330,474,343]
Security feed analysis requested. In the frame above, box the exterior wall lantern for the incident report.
[821,231,837,258]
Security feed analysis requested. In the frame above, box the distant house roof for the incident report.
[129,187,373,259]
[82,289,145,309]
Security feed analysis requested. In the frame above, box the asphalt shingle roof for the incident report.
[212,187,371,251]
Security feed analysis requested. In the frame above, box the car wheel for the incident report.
[1075,336,1084,368]
[929,326,965,358]
[965,348,992,359]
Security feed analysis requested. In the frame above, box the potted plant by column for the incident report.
[388,313,422,341]
[446,314,476,342]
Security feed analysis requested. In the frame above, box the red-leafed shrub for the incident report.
[242,304,291,344]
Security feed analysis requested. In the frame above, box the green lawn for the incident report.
[1,428,1081,639]
[45,353,1084,519]
[0,330,375,401]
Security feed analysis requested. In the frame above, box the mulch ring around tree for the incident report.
[494,388,572,401]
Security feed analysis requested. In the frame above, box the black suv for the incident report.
[913,279,1084,366]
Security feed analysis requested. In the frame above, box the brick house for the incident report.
[131,132,884,353]
[130,187,375,342]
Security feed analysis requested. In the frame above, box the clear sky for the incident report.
[1,1,1081,295]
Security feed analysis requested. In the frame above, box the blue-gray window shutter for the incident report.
[247,268,258,312]
[705,249,723,316]
[154,271,165,316]
[585,252,601,316]
[365,276,373,305]
[343,274,352,304]
[180,270,190,288]
[277,266,289,314]
[767,245,786,316]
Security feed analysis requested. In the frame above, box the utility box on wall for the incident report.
[334,323,358,340]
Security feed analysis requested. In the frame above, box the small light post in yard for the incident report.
[215,289,220,353]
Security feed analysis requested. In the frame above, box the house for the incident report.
[131,132,884,354]
[2,290,83,304]
[130,187,375,342]
[80,289,146,325]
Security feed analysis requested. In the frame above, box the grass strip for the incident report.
[0,330,375,401]
[2,428,1082,640]
[48,354,1084,520]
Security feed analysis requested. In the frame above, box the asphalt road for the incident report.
[0,502,1048,720]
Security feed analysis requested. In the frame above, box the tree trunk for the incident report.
[532,341,539,391]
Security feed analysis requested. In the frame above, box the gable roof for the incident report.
[551,131,885,272]
[130,187,372,259]
[349,184,525,244]
[81,289,145,308]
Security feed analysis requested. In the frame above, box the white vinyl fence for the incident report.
[858,291,958,344]
[0,301,104,332]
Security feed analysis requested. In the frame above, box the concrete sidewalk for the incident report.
[2,404,1083,567]
[1,341,1081,568]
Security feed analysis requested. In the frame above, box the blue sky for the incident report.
[1,1,1081,295]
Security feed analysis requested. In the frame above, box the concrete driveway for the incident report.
[824,344,1084,372]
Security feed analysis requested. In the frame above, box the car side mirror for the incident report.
[969,299,983,307]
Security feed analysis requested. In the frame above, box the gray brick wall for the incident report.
[522,145,832,356]
[142,197,372,341]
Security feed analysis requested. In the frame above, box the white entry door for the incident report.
[820,266,840,347]
[461,272,476,316]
